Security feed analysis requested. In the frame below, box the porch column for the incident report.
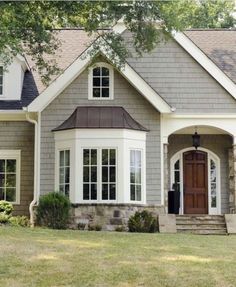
[229,144,236,213]
[163,143,169,212]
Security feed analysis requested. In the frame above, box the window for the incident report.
[82,148,117,201]
[130,150,142,201]
[0,66,3,96]
[173,159,180,192]
[59,150,70,197]
[102,149,116,200]
[83,149,98,200]
[88,63,114,100]
[0,151,20,203]
[210,159,217,208]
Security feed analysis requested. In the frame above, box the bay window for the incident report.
[59,150,70,197]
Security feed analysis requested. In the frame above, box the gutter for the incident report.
[24,109,39,227]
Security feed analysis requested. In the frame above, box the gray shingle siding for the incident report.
[40,69,161,204]
[123,31,236,113]
[0,121,34,215]
[168,134,232,214]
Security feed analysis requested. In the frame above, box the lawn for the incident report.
[0,227,235,287]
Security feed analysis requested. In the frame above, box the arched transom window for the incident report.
[88,63,114,100]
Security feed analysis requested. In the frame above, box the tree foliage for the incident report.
[0,0,235,84]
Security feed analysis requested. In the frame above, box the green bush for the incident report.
[128,210,158,233]
[9,216,29,227]
[36,192,71,229]
[0,201,13,215]
[0,213,10,224]
[88,224,102,231]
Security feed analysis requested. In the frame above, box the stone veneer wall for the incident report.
[70,204,165,231]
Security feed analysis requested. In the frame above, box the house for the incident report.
[1,23,236,230]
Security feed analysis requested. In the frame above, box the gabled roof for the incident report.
[184,29,236,84]
[53,106,148,132]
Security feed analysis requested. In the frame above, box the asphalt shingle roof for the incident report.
[1,29,236,110]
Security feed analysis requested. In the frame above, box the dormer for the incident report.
[0,55,28,101]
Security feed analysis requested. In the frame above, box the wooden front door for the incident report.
[183,150,208,214]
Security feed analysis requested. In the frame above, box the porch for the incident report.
[162,114,236,216]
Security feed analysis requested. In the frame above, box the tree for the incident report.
[0,0,235,84]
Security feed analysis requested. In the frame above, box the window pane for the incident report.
[6,174,16,188]
[102,67,109,76]
[0,160,5,173]
[0,67,3,75]
[59,167,64,184]
[59,185,64,193]
[136,185,141,201]
[60,151,64,166]
[83,167,89,182]
[93,88,100,98]
[135,168,141,184]
[102,149,108,165]
[91,166,97,182]
[102,167,108,182]
[65,150,70,166]
[130,167,135,184]
[83,149,89,165]
[174,160,179,170]
[83,184,89,200]
[93,67,100,76]
[6,160,16,173]
[110,184,116,200]
[65,167,70,184]
[109,166,116,182]
[91,184,97,200]
[6,188,16,202]
[174,171,180,183]
[93,77,100,86]
[0,86,2,95]
[91,149,97,165]
[0,188,4,200]
[0,76,2,85]
[130,150,135,166]
[109,149,116,165]
[102,77,109,86]
[102,184,108,200]
[102,88,109,98]
[135,151,141,167]
[130,185,135,201]
[65,184,70,197]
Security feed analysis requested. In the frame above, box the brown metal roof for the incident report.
[53,106,149,132]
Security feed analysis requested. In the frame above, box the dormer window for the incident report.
[0,67,3,96]
[88,63,114,100]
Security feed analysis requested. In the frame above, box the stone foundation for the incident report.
[70,204,165,231]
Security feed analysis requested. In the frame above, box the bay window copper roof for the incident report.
[53,106,148,132]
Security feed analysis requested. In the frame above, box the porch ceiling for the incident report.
[174,126,228,135]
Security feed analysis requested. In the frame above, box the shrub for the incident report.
[36,192,71,229]
[0,201,13,215]
[9,216,29,227]
[128,210,158,233]
[0,213,10,224]
[88,224,102,231]
[115,225,126,232]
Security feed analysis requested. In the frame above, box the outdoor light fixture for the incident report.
[192,127,200,150]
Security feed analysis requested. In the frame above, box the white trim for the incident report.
[88,62,114,100]
[112,20,126,34]
[27,38,172,113]
[170,147,221,215]
[0,150,21,205]
[174,32,236,100]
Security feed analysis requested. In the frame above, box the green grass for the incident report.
[0,227,236,287]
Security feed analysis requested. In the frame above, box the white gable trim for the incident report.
[174,32,236,100]
[27,38,172,113]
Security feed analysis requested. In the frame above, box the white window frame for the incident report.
[129,149,143,203]
[88,62,114,100]
[0,150,21,204]
[58,149,70,197]
[170,147,221,215]
[82,147,118,203]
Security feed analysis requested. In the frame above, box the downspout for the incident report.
[24,109,38,227]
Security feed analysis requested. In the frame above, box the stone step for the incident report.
[177,224,226,230]
[176,220,225,225]
[177,229,227,235]
[176,215,225,220]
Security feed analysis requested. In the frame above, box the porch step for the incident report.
[176,215,227,235]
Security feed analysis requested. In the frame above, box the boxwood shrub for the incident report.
[36,192,71,229]
[128,210,158,233]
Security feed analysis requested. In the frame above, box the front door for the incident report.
[183,150,208,214]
